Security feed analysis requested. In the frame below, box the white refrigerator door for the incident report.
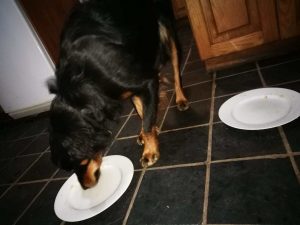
[0,0,54,118]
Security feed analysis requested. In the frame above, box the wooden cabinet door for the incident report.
[172,0,187,19]
[19,0,77,64]
[185,0,279,59]
[277,0,300,39]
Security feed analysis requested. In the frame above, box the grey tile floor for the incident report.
[0,22,300,225]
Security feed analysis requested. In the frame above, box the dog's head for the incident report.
[48,97,112,189]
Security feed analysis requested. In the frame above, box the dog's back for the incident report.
[54,0,165,100]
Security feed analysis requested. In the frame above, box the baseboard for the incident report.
[9,101,52,119]
[204,37,300,71]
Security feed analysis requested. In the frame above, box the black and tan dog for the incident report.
[48,0,189,189]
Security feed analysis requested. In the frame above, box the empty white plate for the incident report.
[219,88,300,130]
[54,155,134,222]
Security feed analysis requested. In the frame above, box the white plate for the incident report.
[54,155,134,222]
[68,164,122,210]
[219,88,300,130]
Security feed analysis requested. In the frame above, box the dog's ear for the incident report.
[81,107,104,125]
[47,78,58,94]
[49,134,74,171]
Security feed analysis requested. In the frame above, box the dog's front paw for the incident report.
[176,100,189,111]
[140,152,160,167]
[137,134,144,146]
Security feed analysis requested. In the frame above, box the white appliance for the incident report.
[0,0,54,119]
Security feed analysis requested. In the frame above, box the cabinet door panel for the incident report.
[185,0,279,59]
[277,0,300,39]
[211,0,248,33]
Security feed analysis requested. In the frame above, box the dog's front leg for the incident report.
[132,79,160,167]
[139,126,159,167]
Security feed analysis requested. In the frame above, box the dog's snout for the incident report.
[81,170,100,189]
[79,156,102,189]
[94,169,100,181]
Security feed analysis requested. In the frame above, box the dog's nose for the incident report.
[81,169,100,189]
[94,169,100,181]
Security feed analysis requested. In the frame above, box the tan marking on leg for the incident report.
[132,96,143,119]
[121,91,133,99]
[132,96,145,145]
[170,38,189,111]
[140,127,160,167]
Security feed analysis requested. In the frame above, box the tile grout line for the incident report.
[160,123,209,134]
[157,77,175,130]
[145,162,206,171]
[182,76,300,101]
[122,45,192,225]
[202,72,216,225]
[212,153,292,164]
[13,169,60,225]
[278,127,300,184]
[6,125,48,144]
[168,97,211,109]
[122,169,146,225]
[116,123,210,141]
[215,55,300,81]
[256,61,267,87]
[105,109,135,156]
[14,179,52,186]
[257,61,300,184]
[0,135,49,162]
[16,150,48,158]
[270,78,300,87]
[4,133,41,161]
[259,57,300,69]
[3,134,38,150]
[116,134,139,141]
[114,109,135,140]
[158,47,191,131]
[0,151,47,200]
[182,67,207,76]
[182,79,212,88]
[209,76,299,100]
[3,152,299,187]
[215,68,257,81]
[161,72,212,94]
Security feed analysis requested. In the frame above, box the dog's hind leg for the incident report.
[170,37,189,111]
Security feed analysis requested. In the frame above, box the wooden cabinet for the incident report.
[277,0,300,39]
[185,0,300,70]
[172,0,187,19]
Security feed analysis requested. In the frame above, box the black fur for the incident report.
[48,0,177,177]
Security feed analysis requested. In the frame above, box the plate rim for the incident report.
[54,155,134,222]
[218,88,300,130]
[67,163,122,210]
